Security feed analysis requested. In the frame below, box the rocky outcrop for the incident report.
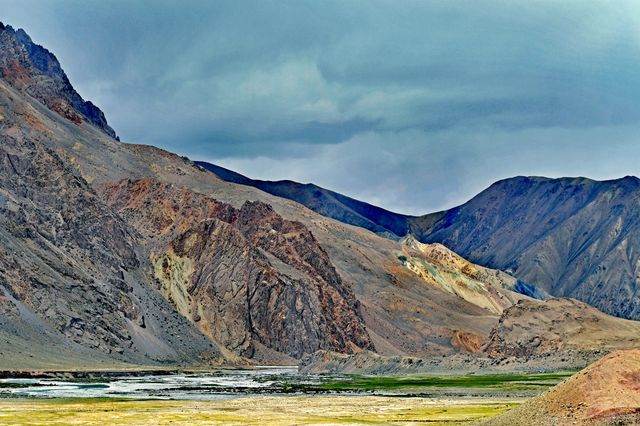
[398,235,526,314]
[0,85,220,365]
[0,23,117,138]
[482,298,640,359]
[100,179,373,360]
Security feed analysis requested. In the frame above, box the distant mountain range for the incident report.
[199,164,640,321]
[195,162,413,237]
[412,176,640,320]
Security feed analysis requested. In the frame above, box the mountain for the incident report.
[0,22,541,366]
[0,65,371,366]
[0,22,117,139]
[198,165,640,323]
[4,22,638,370]
[99,178,373,362]
[196,161,412,237]
[411,176,640,320]
[484,348,640,425]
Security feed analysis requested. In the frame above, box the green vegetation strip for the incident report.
[290,372,574,392]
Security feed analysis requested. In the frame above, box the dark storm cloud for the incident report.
[2,0,640,213]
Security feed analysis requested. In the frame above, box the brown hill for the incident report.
[483,298,640,360]
[483,349,640,425]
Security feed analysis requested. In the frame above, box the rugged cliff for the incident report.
[0,80,220,366]
[100,179,373,361]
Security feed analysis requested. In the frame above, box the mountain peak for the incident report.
[0,22,118,139]
[614,175,640,187]
[411,173,640,320]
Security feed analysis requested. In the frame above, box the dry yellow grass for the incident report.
[0,396,518,425]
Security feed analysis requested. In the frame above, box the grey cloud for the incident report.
[2,0,640,212]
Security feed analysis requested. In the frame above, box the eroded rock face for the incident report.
[100,179,373,360]
[0,96,219,364]
[0,23,117,138]
[398,235,526,315]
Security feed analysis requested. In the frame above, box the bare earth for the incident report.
[484,348,640,425]
[0,396,519,425]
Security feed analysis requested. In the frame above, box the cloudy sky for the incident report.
[3,0,640,214]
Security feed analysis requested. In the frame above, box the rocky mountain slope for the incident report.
[0,22,116,138]
[484,349,640,425]
[0,22,535,365]
[99,178,373,361]
[411,176,640,320]
[217,165,640,325]
[0,79,220,367]
[197,165,640,325]
[4,22,637,369]
[196,161,412,237]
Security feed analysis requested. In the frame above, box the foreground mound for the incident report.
[483,349,640,425]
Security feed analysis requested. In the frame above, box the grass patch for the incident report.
[296,372,574,393]
[0,382,36,389]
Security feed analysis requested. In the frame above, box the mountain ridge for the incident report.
[411,174,640,319]
[196,161,413,237]
[199,160,640,321]
[0,21,117,139]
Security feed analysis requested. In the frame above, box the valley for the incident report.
[0,368,565,425]
[1,15,640,426]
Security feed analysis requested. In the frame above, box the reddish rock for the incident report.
[100,179,373,360]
